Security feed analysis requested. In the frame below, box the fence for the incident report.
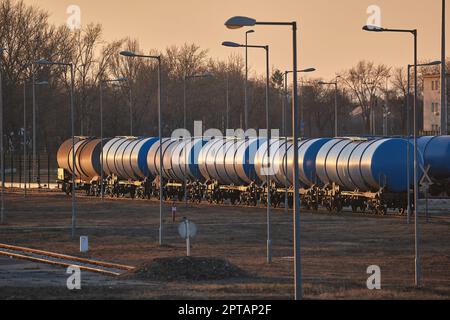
[1,149,58,189]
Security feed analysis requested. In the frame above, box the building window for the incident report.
[432,81,435,90]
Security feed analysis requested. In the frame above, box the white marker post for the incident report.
[80,236,89,253]
[178,219,197,257]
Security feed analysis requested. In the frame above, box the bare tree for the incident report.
[340,60,391,133]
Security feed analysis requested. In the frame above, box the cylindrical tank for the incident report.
[168,138,206,181]
[127,137,159,179]
[254,139,290,186]
[57,137,106,181]
[316,139,349,186]
[147,138,181,179]
[359,138,420,192]
[317,138,421,192]
[298,138,332,186]
[102,137,138,179]
[198,138,266,184]
[418,136,450,180]
[347,139,380,191]
[114,138,139,179]
[56,137,82,174]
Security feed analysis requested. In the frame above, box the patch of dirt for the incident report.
[125,257,250,282]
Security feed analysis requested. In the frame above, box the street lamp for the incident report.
[363,24,421,287]
[183,72,213,207]
[222,40,272,265]
[225,15,303,300]
[441,0,447,135]
[35,58,76,238]
[283,68,316,213]
[318,76,340,137]
[0,47,6,224]
[99,77,128,200]
[245,30,255,131]
[23,78,48,195]
[120,50,164,246]
[405,60,441,224]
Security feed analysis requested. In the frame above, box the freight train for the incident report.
[56,135,450,215]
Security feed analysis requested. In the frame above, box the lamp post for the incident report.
[245,30,255,131]
[0,47,6,224]
[23,82,27,195]
[225,15,302,300]
[30,64,50,188]
[223,40,272,264]
[442,0,447,135]
[100,77,128,200]
[319,76,340,137]
[183,72,213,207]
[405,60,441,224]
[24,79,48,194]
[35,59,76,238]
[363,24,420,287]
[120,51,164,245]
[283,68,316,213]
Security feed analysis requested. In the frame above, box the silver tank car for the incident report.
[169,138,207,181]
[102,137,139,179]
[128,137,159,178]
[316,138,422,192]
[255,138,331,187]
[147,138,181,180]
[198,138,266,184]
[57,137,106,181]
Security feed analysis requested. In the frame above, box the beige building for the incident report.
[423,74,450,134]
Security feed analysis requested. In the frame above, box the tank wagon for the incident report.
[56,135,450,215]
[417,136,450,196]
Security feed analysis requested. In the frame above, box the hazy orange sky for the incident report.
[22,0,449,80]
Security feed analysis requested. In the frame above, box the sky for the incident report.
[22,0,449,80]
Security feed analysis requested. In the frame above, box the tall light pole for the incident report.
[284,68,316,213]
[442,0,447,135]
[100,77,128,200]
[363,24,420,287]
[120,51,164,245]
[23,79,48,194]
[183,72,213,207]
[223,40,272,264]
[35,59,76,238]
[0,48,6,224]
[30,64,50,188]
[225,15,303,300]
[23,82,27,195]
[319,76,340,137]
[245,30,255,131]
[406,60,441,224]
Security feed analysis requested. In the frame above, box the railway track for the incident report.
[0,243,135,276]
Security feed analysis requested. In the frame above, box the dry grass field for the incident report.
[0,191,450,300]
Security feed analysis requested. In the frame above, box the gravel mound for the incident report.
[124,257,249,281]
